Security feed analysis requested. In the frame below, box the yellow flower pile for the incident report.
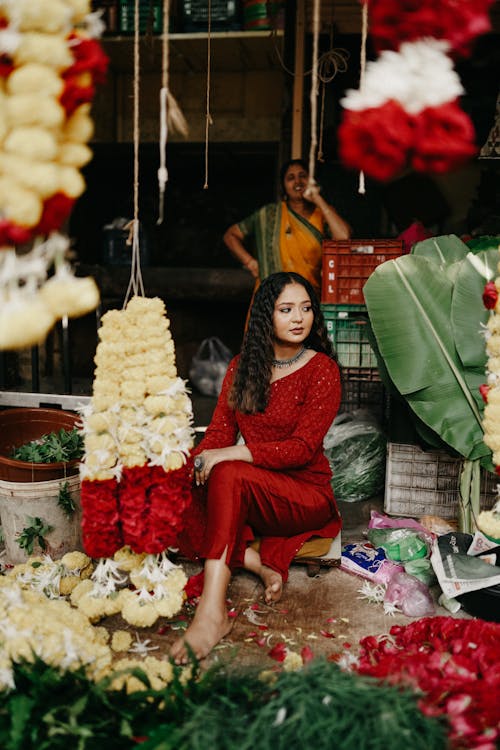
[1,548,189,693]
[0,0,98,237]
[7,550,94,598]
[80,295,194,481]
[71,547,187,628]
[0,576,112,689]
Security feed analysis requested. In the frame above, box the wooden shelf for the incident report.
[102,30,285,74]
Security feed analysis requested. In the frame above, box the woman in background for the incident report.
[172,271,342,664]
[223,158,351,299]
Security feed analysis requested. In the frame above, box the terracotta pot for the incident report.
[0,408,82,482]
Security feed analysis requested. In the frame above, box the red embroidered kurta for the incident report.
[179,352,342,580]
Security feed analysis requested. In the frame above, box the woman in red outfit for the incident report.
[171,271,342,664]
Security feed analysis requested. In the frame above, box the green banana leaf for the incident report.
[366,321,456,450]
[411,234,471,265]
[364,254,491,463]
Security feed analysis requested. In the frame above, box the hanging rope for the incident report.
[307,0,320,188]
[203,0,212,190]
[358,1,368,195]
[157,0,188,223]
[124,0,145,305]
[317,34,349,162]
[157,0,170,225]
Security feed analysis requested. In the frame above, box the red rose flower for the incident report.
[0,219,33,247]
[338,100,414,181]
[479,384,490,403]
[411,101,477,174]
[60,76,95,116]
[268,642,287,662]
[35,193,75,235]
[0,54,13,77]
[184,570,204,600]
[366,0,494,58]
[80,477,122,558]
[66,33,109,84]
[482,280,498,310]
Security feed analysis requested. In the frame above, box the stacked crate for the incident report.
[320,239,403,423]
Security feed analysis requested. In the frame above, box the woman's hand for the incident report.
[303,180,321,203]
[193,445,253,486]
[243,257,259,278]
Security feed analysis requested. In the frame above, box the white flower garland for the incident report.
[341,39,463,115]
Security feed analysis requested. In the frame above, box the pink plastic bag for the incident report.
[369,510,434,546]
[384,570,435,617]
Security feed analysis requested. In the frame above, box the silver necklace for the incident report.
[272,346,307,369]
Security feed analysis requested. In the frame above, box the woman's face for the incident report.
[283,163,309,201]
[272,282,314,346]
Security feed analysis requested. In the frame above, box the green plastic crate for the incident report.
[119,0,163,33]
[321,304,378,368]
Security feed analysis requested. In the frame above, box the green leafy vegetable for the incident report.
[16,517,54,555]
[11,428,83,464]
[57,481,76,517]
[0,658,447,750]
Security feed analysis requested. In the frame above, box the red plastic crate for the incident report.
[321,239,403,305]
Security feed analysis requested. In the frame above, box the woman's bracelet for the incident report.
[243,258,255,269]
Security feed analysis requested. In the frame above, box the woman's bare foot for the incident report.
[243,547,283,604]
[170,608,233,665]
[260,564,283,604]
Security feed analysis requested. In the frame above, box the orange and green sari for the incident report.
[238,201,326,296]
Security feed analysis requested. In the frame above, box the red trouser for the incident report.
[179,460,339,581]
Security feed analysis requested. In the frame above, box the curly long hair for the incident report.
[228,272,338,414]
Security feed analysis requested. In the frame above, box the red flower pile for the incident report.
[338,0,494,182]
[357,617,500,749]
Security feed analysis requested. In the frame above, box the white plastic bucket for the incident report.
[0,474,82,564]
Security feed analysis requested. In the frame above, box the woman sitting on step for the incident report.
[172,271,342,664]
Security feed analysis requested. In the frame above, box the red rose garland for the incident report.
[366,0,494,57]
[338,1,494,182]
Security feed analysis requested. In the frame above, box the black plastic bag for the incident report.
[189,337,233,397]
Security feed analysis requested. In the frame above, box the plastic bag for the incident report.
[367,527,430,562]
[384,570,435,617]
[189,337,233,397]
[323,410,386,502]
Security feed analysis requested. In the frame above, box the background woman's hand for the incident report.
[303,181,321,203]
[245,257,259,279]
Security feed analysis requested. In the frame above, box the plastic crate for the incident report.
[339,367,386,422]
[119,0,162,33]
[384,443,497,520]
[321,239,403,305]
[322,304,377,368]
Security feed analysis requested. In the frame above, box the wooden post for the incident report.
[291,0,305,158]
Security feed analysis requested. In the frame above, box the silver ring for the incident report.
[194,456,204,471]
